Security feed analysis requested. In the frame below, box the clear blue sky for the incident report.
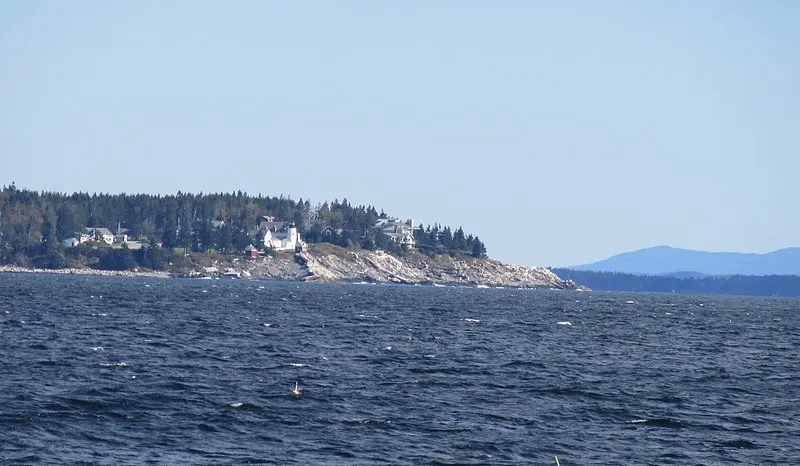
[1,1,798,266]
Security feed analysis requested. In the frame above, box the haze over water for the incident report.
[2,274,798,464]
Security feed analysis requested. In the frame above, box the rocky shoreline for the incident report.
[295,248,583,289]
[1,246,585,290]
[0,264,171,278]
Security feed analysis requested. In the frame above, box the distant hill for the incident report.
[571,246,800,276]
[552,268,800,297]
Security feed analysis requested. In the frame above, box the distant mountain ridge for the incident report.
[571,246,800,276]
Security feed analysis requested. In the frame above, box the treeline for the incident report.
[0,183,487,269]
[552,268,800,297]
[414,224,487,258]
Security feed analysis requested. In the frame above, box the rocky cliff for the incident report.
[243,245,582,289]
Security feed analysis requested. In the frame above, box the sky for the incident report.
[1,1,798,267]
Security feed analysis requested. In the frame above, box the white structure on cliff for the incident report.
[252,215,305,252]
[263,225,302,251]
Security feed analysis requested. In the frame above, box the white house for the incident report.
[85,227,115,245]
[375,218,416,248]
[262,225,305,251]
[251,218,305,252]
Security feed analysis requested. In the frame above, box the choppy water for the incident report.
[1,274,799,465]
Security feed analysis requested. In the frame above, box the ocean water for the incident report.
[1,274,798,465]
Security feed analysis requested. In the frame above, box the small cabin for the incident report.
[244,244,259,258]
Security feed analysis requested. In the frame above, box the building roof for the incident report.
[258,221,289,232]
[322,226,344,235]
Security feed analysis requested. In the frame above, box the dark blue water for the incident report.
[1,274,798,465]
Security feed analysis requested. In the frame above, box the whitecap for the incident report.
[625,300,636,304]
[385,346,393,351]
[288,363,307,367]
[556,321,572,326]
[263,323,272,327]
[99,362,128,367]
[462,318,481,323]
[229,402,243,408]
[628,419,648,424]
[91,347,104,351]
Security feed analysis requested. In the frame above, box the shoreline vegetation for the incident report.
[0,185,579,289]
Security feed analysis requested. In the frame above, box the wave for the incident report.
[626,418,684,428]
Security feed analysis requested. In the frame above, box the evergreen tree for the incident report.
[453,227,467,251]
[215,224,233,252]
[55,204,82,240]
[162,223,178,248]
[471,237,487,258]
[439,226,453,249]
